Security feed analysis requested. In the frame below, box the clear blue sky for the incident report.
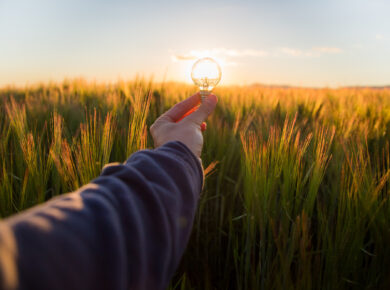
[0,0,389,87]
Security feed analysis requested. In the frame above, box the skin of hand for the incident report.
[150,93,218,158]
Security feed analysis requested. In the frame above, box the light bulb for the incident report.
[191,57,222,101]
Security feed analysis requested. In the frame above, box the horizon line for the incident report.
[1,77,389,91]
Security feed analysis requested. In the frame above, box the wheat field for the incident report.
[1,79,390,289]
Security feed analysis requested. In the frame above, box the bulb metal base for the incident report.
[200,90,211,102]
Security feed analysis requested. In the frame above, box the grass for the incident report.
[0,79,390,289]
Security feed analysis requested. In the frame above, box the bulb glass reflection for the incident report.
[191,57,221,100]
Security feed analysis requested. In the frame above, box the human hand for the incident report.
[150,93,218,158]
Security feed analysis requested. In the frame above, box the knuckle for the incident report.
[150,123,158,134]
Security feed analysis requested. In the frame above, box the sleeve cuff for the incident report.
[153,141,204,191]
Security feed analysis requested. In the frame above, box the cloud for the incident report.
[375,34,385,40]
[225,49,268,57]
[279,47,308,57]
[223,61,240,67]
[170,47,268,63]
[279,46,343,57]
[376,34,385,40]
[313,47,343,54]
[171,54,196,62]
[171,46,343,64]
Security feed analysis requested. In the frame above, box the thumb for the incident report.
[184,94,218,125]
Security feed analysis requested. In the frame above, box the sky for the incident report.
[0,0,389,87]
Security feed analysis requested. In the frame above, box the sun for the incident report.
[191,57,222,91]
[184,56,225,85]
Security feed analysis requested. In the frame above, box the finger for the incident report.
[201,122,207,132]
[162,93,201,122]
[184,94,218,125]
[176,105,199,123]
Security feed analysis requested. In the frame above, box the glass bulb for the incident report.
[191,57,221,100]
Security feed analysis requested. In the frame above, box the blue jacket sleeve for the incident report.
[0,141,203,290]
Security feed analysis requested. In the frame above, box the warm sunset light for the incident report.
[191,57,222,99]
[1,1,390,289]
[1,0,389,87]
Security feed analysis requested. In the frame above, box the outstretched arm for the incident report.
[0,93,218,290]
